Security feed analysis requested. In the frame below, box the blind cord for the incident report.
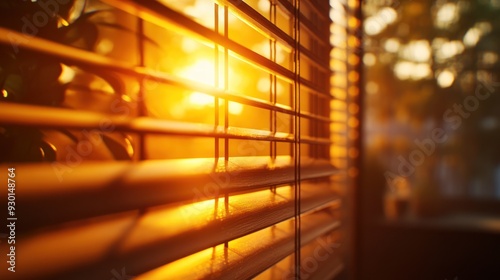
[293,0,302,278]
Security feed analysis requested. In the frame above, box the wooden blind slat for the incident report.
[136,211,340,280]
[0,102,295,141]
[3,157,337,230]
[0,0,346,278]
[258,229,344,280]
[0,186,339,280]
[101,0,296,81]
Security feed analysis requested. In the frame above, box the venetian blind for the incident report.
[0,0,361,279]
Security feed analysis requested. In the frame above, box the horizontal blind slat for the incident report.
[223,0,330,71]
[0,28,301,114]
[136,211,340,280]
[0,187,339,280]
[1,27,330,102]
[300,45,331,70]
[0,101,334,144]
[265,229,344,280]
[0,102,295,141]
[0,0,343,279]
[100,0,296,81]
[3,157,337,230]
[222,0,295,47]
[276,0,329,39]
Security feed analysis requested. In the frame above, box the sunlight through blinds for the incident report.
[0,0,361,279]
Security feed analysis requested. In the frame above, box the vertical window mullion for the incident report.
[137,18,147,161]
[293,0,302,277]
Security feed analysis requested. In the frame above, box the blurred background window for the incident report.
[363,0,500,218]
[361,1,500,278]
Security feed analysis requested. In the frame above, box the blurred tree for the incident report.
[364,0,500,200]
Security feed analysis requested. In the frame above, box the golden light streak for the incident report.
[58,64,76,84]
[228,102,244,115]
[178,57,244,114]
[178,59,215,86]
[188,92,214,107]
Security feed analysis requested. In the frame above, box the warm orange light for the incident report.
[330,111,347,122]
[58,64,75,84]
[332,158,348,169]
[348,35,359,48]
[178,59,215,86]
[348,86,359,97]
[348,103,359,114]
[185,92,244,115]
[252,41,286,63]
[177,58,245,115]
[331,87,346,100]
[89,76,114,94]
[348,129,359,140]
[331,134,347,145]
[348,117,359,128]
[348,0,360,9]
[228,102,244,115]
[331,99,347,110]
[96,39,114,55]
[257,77,285,95]
[348,147,359,158]
[331,75,347,88]
[348,167,359,177]
[331,123,347,133]
[348,54,360,65]
[348,71,359,82]
[189,92,214,107]
[331,146,347,157]
[348,17,359,29]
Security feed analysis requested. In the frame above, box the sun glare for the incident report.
[228,102,244,115]
[179,59,243,115]
[178,59,215,86]
[58,64,76,84]
[189,92,214,107]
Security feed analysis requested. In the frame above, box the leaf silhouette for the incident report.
[0,2,144,162]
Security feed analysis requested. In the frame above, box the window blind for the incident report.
[0,0,360,279]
